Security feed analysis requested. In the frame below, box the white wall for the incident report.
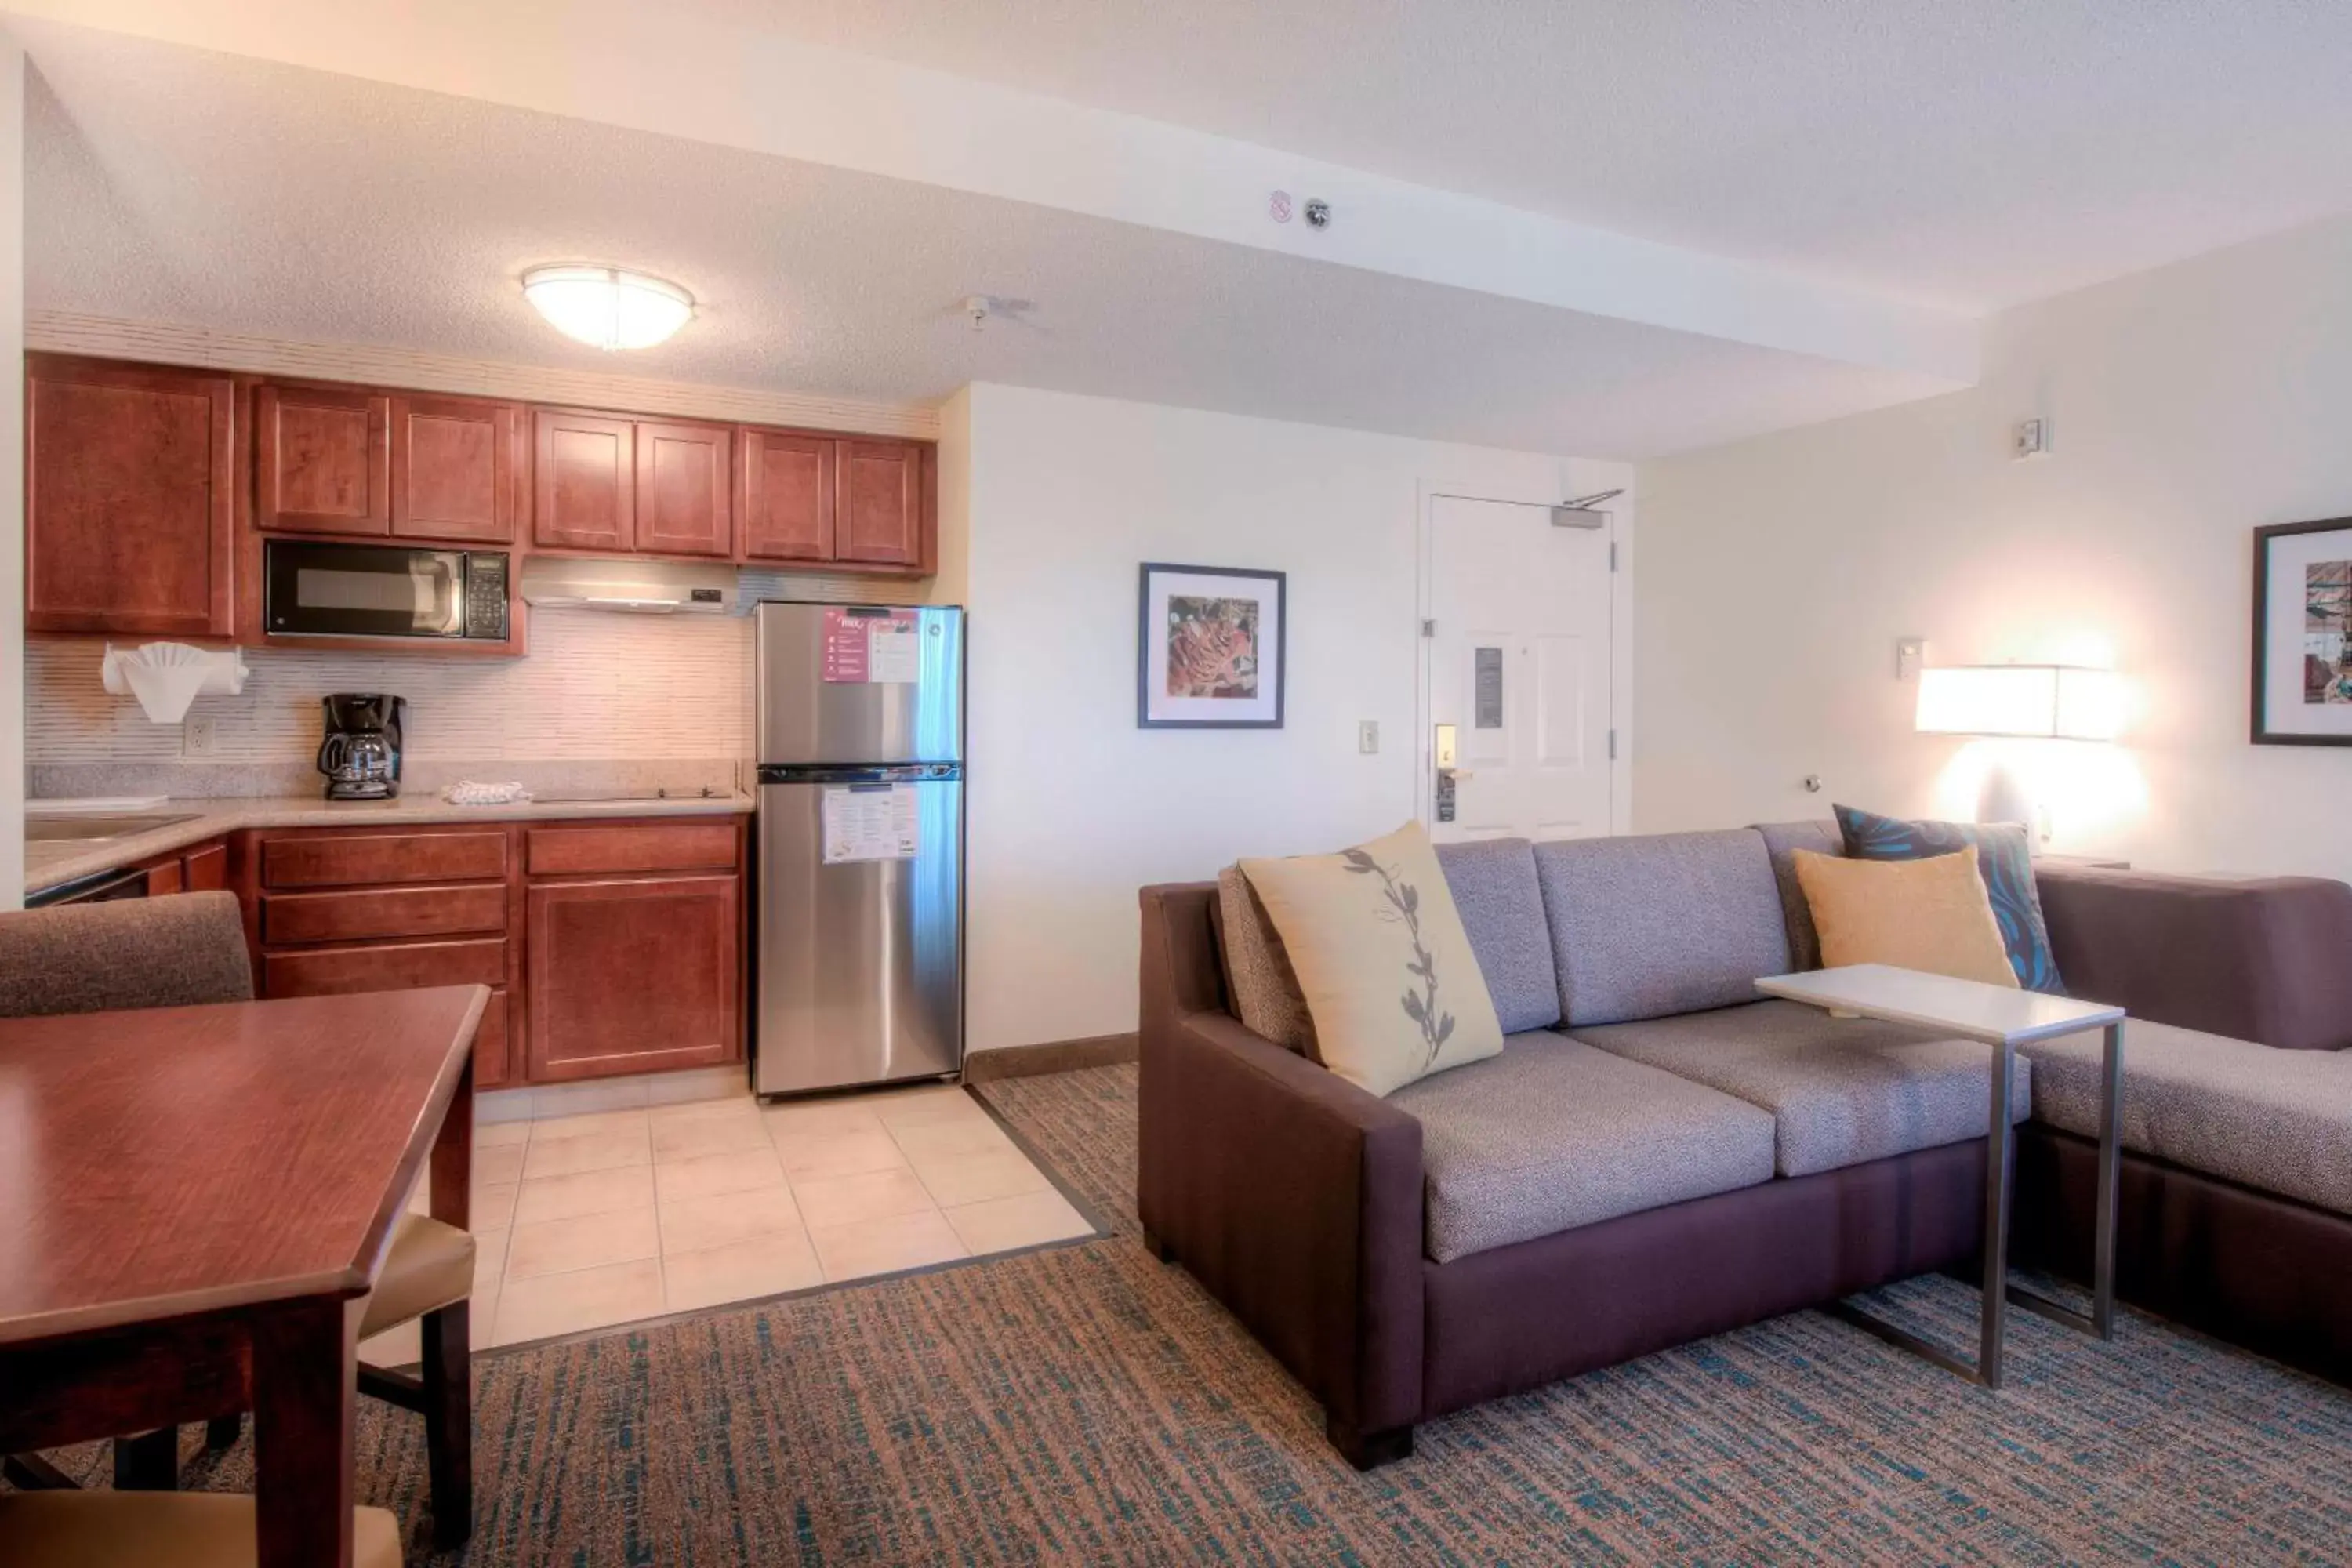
[1635,213,2352,883]
[960,383,1628,1053]
[0,38,24,907]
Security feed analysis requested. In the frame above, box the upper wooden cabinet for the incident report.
[256,383,521,544]
[634,419,733,557]
[837,440,925,568]
[737,429,833,564]
[533,408,636,552]
[737,429,931,573]
[26,354,236,637]
[256,383,390,535]
[390,394,521,543]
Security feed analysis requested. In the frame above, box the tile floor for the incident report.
[365,1080,1093,1364]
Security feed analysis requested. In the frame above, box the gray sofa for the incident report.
[1138,822,2352,1466]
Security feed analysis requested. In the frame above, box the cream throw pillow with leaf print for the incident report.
[1240,822,1504,1097]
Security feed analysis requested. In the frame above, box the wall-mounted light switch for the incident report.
[1358,720,1380,754]
[1896,637,1926,681]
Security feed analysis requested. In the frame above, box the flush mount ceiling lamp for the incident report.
[521,265,694,350]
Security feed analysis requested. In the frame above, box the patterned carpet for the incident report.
[34,1063,2352,1564]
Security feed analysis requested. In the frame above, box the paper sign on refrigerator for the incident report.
[820,784,920,864]
[820,608,922,684]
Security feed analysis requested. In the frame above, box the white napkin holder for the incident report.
[101,642,250,725]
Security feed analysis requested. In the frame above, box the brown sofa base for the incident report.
[2014,1123,2352,1387]
[1422,1138,1987,1417]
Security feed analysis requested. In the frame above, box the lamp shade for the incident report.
[1915,664,2120,741]
[521,266,693,350]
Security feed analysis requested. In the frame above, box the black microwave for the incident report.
[264,540,509,642]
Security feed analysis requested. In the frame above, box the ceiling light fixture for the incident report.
[521,265,694,350]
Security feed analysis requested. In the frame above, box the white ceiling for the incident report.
[22,24,1948,458]
[699,0,2352,311]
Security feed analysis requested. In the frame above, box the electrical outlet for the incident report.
[1358,720,1380,754]
[2012,417,2049,459]
[183,716,217,758]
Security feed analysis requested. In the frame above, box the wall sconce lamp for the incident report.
[1915,663,2122,826]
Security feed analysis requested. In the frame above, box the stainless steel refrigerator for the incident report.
[753,601,964,1096]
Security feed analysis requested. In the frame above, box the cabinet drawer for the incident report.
[262,937,506,998]
[263,884,509,946]
[525,821,739,877]
[262,829,510,889]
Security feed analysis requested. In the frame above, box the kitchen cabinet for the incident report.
[634,419,734,557]
[254,383,390,535]
[533,408,734,557]
[257,382,521,545]
[836,439,926,567]
[131,835,230,898]
[26,354,236,637]
[525,873,741,1082]
[390,394,522,543]
[736,429,833,564]
[244,823,520,1089]
[533,408,636,551]
[232,816,746,1091]
[736,429,933,574]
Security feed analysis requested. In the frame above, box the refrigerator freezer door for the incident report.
[754,778,963,1094]
[756,602,963,765]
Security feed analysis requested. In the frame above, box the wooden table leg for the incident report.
[251,1295,361,1568]
[426,1047,475,1548]
[431,1051,474,1231]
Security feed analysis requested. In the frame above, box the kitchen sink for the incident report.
[24,812,201,844]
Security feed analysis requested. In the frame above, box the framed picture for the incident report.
[1138,563,1286,729]
[2254,517,2352,746]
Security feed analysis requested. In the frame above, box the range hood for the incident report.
[519,555,739,615]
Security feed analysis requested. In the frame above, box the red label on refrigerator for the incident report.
[821,608,868,682]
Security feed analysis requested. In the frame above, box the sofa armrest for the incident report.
[2037,863,2352,1050]
[1137,884,1425,1440]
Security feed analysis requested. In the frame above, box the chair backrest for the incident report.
[0,891,254,1019]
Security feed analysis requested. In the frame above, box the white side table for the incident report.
[1758,964,2125,1388]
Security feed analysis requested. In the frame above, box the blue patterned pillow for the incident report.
[1833,804,2067,995]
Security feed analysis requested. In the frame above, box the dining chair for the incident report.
[0,1490,404,1567]
[0,892,476,1549]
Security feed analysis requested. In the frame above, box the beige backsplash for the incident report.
[27,605,756,768]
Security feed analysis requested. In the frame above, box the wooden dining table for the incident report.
[0,983,485,1567]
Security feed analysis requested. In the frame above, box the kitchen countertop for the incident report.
[26,791,754,898]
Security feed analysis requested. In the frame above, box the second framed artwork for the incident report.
[1138,563,1286,728]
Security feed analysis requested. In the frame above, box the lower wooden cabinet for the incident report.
[524,874,741,1082]
[237,815,745,1092]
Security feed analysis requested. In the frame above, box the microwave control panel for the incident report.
[466,554,510,641]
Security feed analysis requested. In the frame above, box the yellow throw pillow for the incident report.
[1792,848,2020,989]
[1240,822,1505,1097]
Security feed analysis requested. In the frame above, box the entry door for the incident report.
[1425,495,1613,842]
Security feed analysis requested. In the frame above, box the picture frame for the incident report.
[2253,516,2352,746]
[1138,563,1286,729]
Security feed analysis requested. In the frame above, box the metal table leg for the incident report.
[2008,1019,2125,1341]
[1828,1037,2017,1388]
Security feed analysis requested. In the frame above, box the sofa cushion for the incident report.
[1836,805,2066,994]
[2021,1022,2352,1217]
[1391,1031,1776,1263]
[1214,866,1315,1053]
[1793,848,2020,989]
[1532,829,1792,1027]
[1573,1000,2031,1178]
[1433,838,1561,1033]
[1241,822,1505,1097]
[1755,819,1842,971]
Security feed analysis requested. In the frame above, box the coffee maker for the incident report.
[318,694,405,800]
